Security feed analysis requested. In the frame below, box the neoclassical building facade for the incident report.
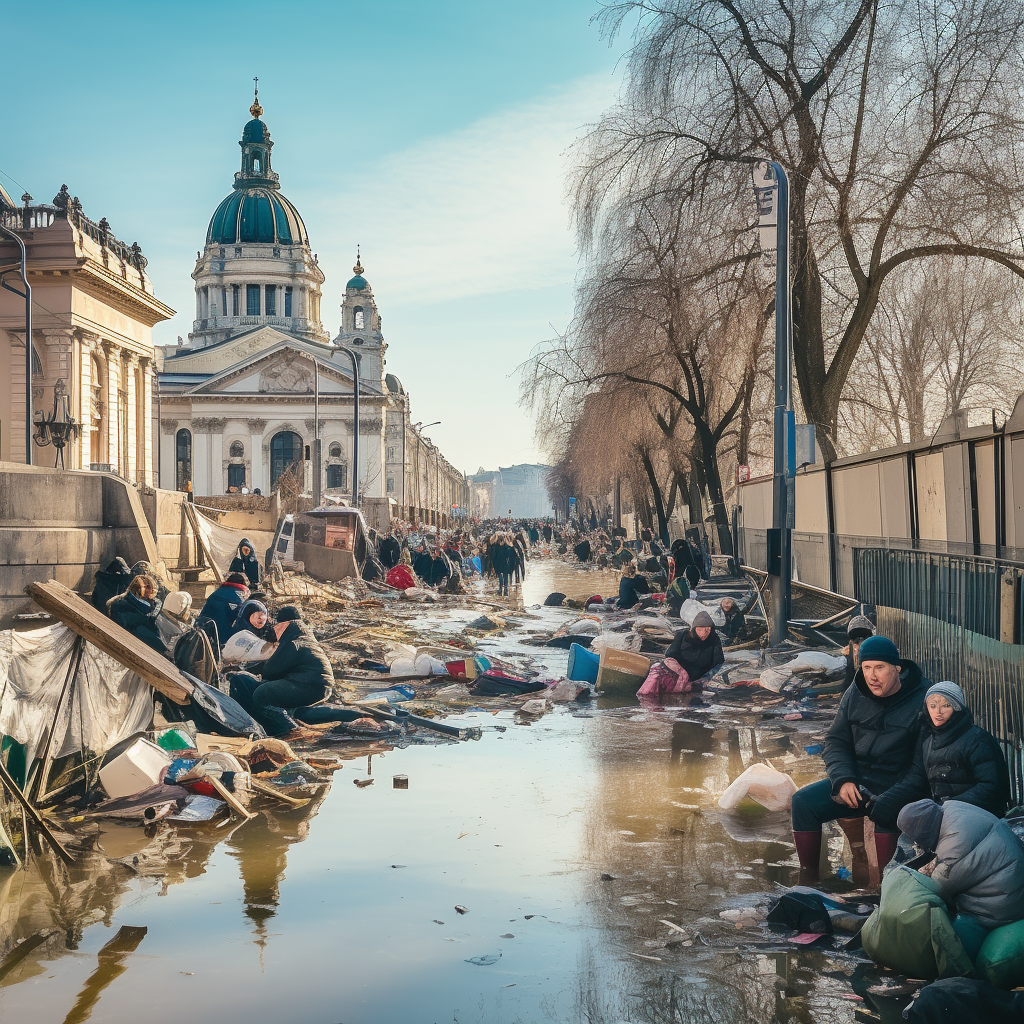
[0,185,173,482]
[156,93,467,521]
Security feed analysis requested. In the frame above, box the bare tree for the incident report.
[576,0,1024,462]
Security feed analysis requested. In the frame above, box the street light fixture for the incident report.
[34,379,81,469]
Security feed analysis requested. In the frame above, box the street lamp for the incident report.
[34,379,81,469]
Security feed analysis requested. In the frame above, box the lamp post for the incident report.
[34,379,82,469]
[333,345,360,507]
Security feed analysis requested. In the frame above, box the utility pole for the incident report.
[332,346,360,507]
[752,160,793,645]
[0,221,33,464]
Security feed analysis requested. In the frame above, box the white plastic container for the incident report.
[98,738,173,799]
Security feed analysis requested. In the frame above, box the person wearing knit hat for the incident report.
[662,610,725,686]
[842,614,876,691]
[276,605,302,623]
[872,679,1010,828]
[790,634,928,880]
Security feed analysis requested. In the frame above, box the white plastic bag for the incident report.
[680,598,726,627]
[758,667,793,692]
[385,643,417,666]
[785,651,847,675]
[717,763,798,812]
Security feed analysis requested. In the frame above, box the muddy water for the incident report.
[0,561,886,1024]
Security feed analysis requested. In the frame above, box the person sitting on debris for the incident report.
[665,573,690,618]
[198,572,250,648]
[228,606,333,740]
[92,556,133,612]
[664,610,724,684]
[843,615,876,690]
[412,543,434,582]
[229,538,262,590]
[720,597,746,642]
[790,635,927,878]
[872,681,1010,827]
[617,563,652,610]
[226,599,276,644]
[108,574,169,657]
[897,797,1024,929]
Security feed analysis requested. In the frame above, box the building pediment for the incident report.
[160,326,297,373]
[187,342,356,396]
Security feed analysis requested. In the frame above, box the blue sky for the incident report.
[1,0,626,473]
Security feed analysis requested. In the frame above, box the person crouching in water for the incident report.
[790,636,927,878]
[642,610,724,695]
[872,680,1010,828]
[228,606,333,740]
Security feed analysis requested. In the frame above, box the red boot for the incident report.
[874,830,900,870]
[793,830,823,879]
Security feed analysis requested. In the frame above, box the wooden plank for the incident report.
[208,775,256,820]
[25,580,192,704]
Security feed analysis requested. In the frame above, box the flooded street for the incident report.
[0,562,884,1024]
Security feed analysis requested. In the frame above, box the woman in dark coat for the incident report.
[664,611,724,681]
[617,564,652,610]
[229,538,261,589]
[378,534,402,569]
[873,680,1010,827]
[492,534,518,597]
[720,598,746,642]
[226,599,276,644]
[108,575,169,657]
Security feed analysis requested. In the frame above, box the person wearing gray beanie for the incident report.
[663,610,725,685]
[872,679,1010,828]
[842,614,876,691]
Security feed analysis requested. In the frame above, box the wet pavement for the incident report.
[0,561,900,1024]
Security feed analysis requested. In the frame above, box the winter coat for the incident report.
[574,539,592,563]
[665,626,724,681]
[822,660,927,798]
[930,800,1024,928]
[618,574,652,610]
[873,710,1010,826]
[412,550,434,581]
[492,544,518,575]
[378,536,402,569]
[228,538,261,589]
[227,600,276,644]
[108,591,168,656]
[386,564,416,591]
[721,607,746,641]
[259,621,333,696]
[92,557,133,612]
[199,582,249,647]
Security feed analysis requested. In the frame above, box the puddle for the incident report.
[0,560,869,1024]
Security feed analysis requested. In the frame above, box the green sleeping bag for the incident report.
[861,867,975,980]
[975,919,1024,989]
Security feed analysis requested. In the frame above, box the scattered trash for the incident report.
[717,763,798,812]
[354,779,374,788]
[465,953,501,966]
[393,775,409,789]
[455,905,469,915]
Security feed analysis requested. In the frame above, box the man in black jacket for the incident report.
[228,606,333,738]
[790,635,927,877]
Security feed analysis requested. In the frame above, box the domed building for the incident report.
[156,90,468,523]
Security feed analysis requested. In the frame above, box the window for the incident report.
[252,153,262,173]
[387,446,396,461]
[353,337,364,346]
[228,463,246,489]
[354,305,365,330]
[328,442,342,458]
[222,288,227,315]
[386,477,395,494]
[327,464,347,490]
[235,246,242,257]
[284,287,292,318]
[246,284,261,316]
[175,429,192,491]
[270,430,304,489]
[229,440,244,458]
[232,285,240,316]
[265,285,276,316]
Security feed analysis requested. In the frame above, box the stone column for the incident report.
[210,417,227,494]
[192,416,210,495]
[247,418,267,492]
[139,356,154,487]
[102,341,120,473]
[160,418,178,490]
[123,351,139,483]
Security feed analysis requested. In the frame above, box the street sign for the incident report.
[752,162,779,265]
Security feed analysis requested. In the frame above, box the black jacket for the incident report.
[200,582,248,648]
[227,600,276,644]
[93,557,132,612]
[260,621,333,694]
[665,626,724,680]
[618,574,652,609]
[873,709,1010,825]
[108,591,168,656]
[492,544,518,575]
[228,538,261,589]
[378,536,402,569]
[822,660,928,797]
[722,607,746,641]
[574,539,592,563]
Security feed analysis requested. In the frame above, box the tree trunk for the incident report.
[639,448,670,544]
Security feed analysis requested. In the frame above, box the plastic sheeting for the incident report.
[0,623,154,766]
[190,508,276,576]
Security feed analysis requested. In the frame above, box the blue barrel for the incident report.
[567,642,600,685]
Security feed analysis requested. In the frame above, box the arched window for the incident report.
[353,306,365,330]
[229,440,244,458]
[175,429,192,491]
[270,430,304,490]
[353,337,364,346]
[328,442,342,459]
[31,347,43,378]
[327,463,347,490]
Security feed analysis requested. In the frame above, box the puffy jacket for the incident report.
[228,538,261,589]
[199,582,248,647]
[108,591,168,656]
[665,627,724,680]
[822,659,927,797]
[874,710,1010,826]
[260,621,333,694]
[931,800,1024,928]
[378,536,402,569]
[492,544,518,575]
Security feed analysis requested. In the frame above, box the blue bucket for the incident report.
[567,642,600,685]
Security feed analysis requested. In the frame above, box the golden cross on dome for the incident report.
[250,77,263,119]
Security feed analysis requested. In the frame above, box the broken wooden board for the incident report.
[25,580,192,704]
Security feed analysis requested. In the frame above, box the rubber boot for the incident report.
[793,830,823,880]
[874,830,900,871]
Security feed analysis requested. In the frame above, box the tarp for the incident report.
[0,623,153,766]
[190,507,276,577]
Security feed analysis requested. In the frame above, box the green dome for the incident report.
[207,188,308,246]
[347,274,368,290]
[242,117,269,143]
